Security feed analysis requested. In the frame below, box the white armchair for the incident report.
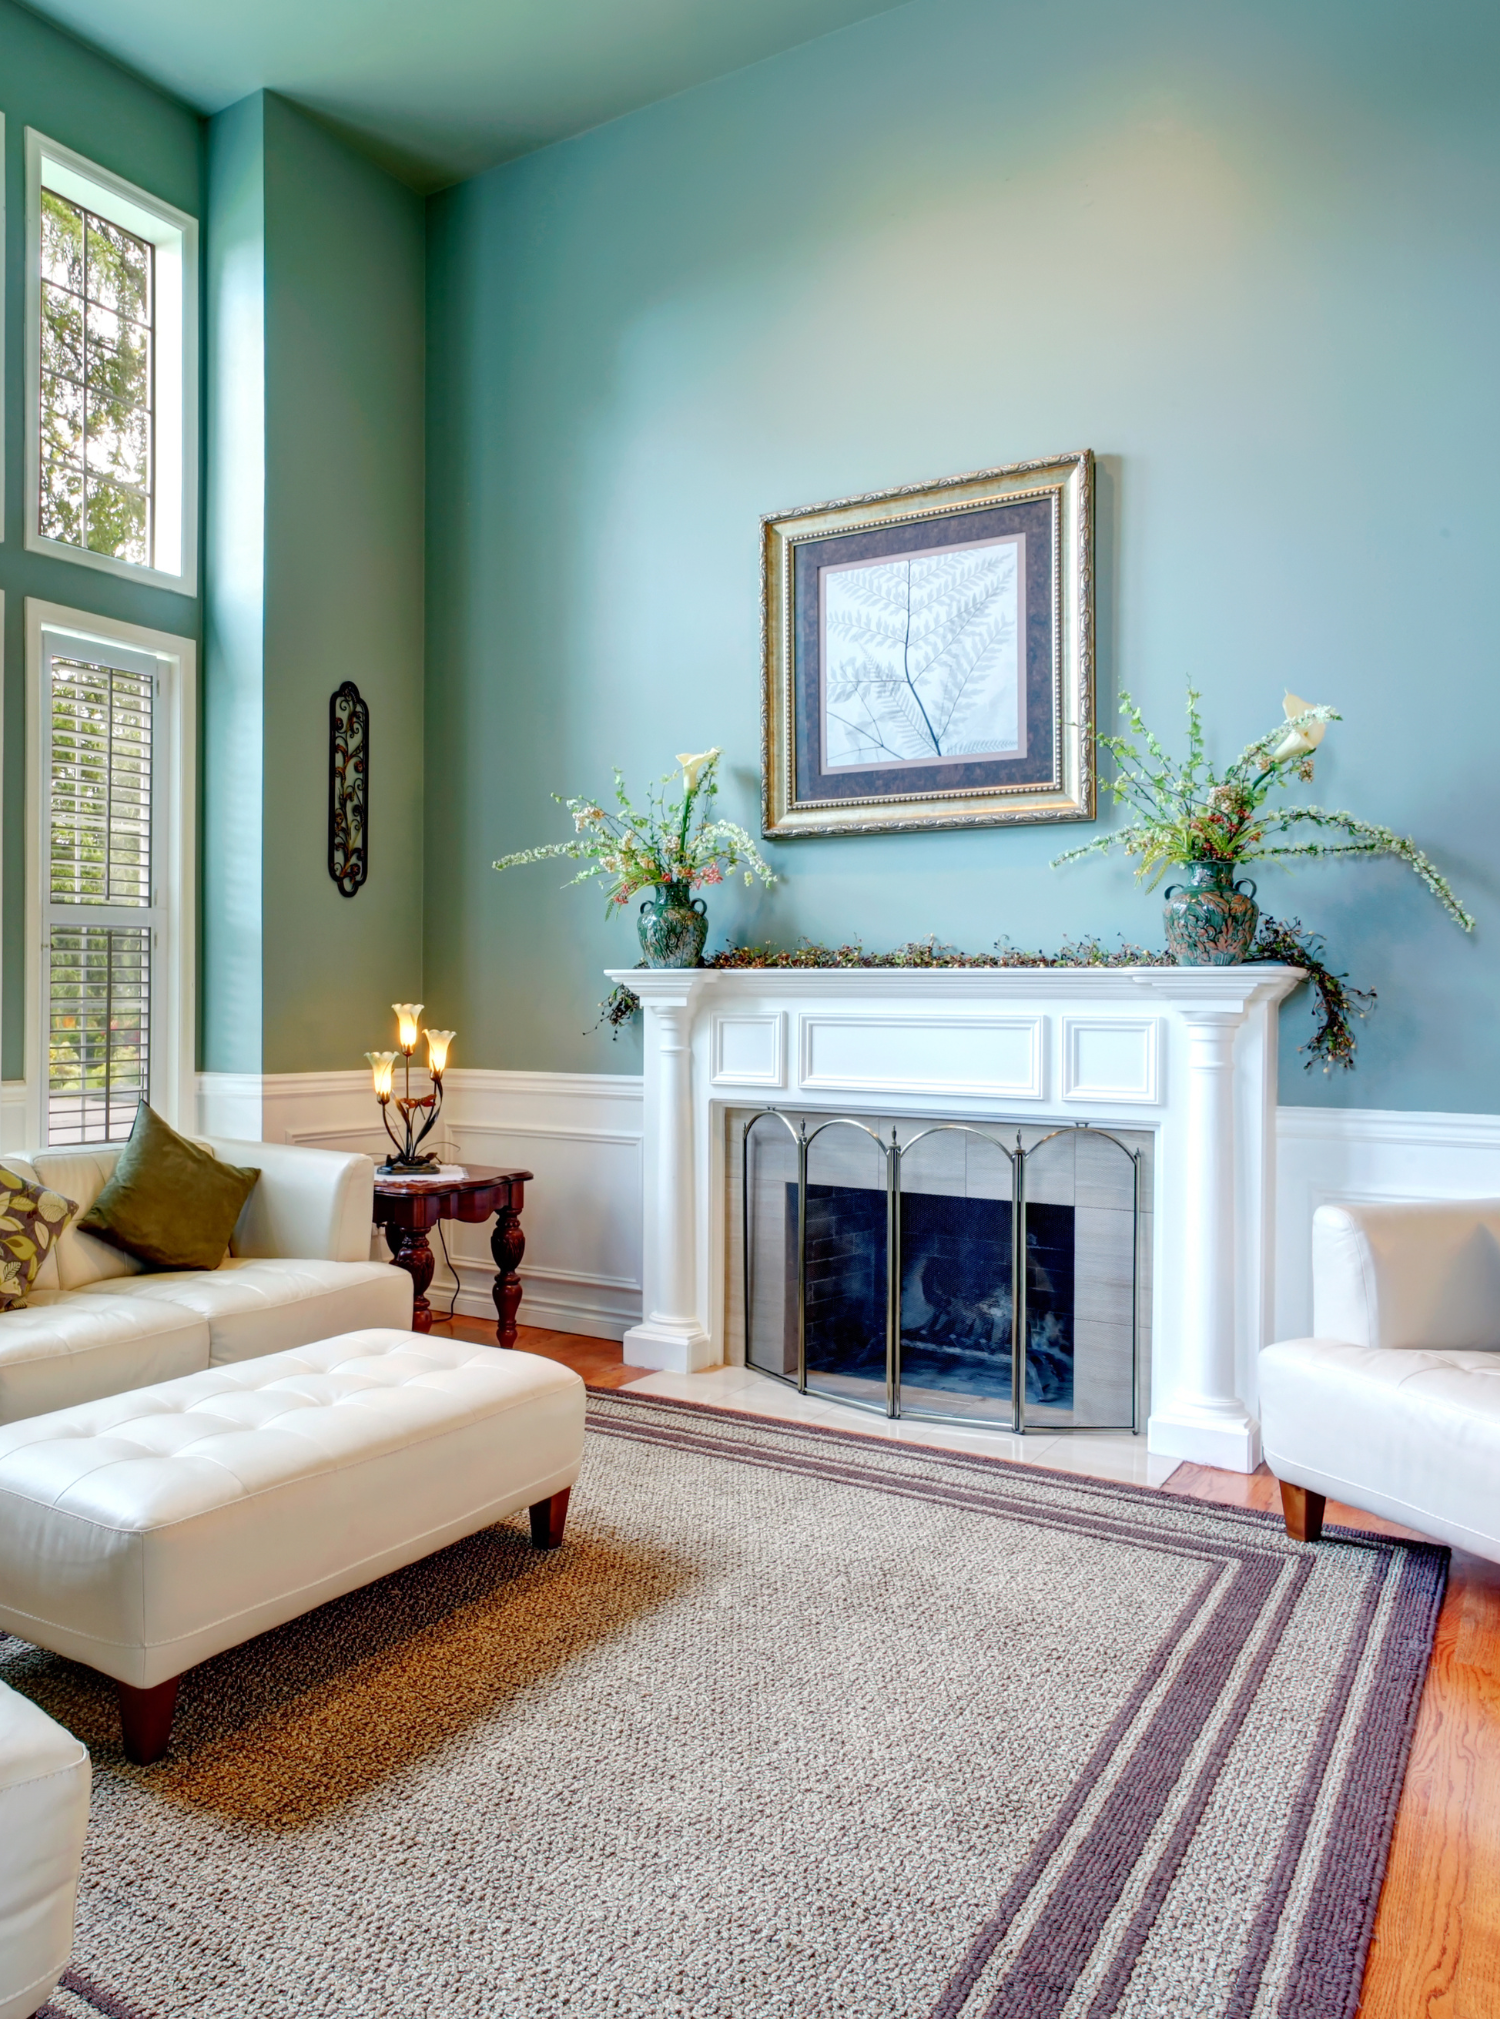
[1260,1199,1500,1556]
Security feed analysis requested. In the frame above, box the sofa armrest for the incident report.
[205,1139,375,1262]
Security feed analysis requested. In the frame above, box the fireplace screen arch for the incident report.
[741,1111,1143,1433]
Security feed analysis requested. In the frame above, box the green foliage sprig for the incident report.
[494,748,776,916]
[594,920,1371,1072]
[1053,689,1474,930]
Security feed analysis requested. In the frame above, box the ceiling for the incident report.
[22,0,912,190]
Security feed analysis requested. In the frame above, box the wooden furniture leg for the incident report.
[118,1676,181,1764]
[1280,1481,1326,1543]
[392,1228,436,1333]
[529,1487,571,1550]
[491,1194,526,1349]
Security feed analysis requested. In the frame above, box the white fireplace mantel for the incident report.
[608,963,1305,1473]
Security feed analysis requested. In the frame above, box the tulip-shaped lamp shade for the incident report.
[426,1029,455,1078]
[365,1050,398,1101]
[392,1002,424,1052]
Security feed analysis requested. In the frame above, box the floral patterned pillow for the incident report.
[0,1167,78,1310]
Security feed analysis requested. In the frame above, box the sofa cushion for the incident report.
[80,1104,259,1272]
[79,1258,412,1363]
[0,1293,210,1425]
[0,1169,76,1311]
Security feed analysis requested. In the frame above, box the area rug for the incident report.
[1,1391,1445,2019]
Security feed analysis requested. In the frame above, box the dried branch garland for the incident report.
[594,918,1373,1073]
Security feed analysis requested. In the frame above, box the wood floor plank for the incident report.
[428,1314,651,1388]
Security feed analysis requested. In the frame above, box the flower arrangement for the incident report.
[1052,689,1473,929]
[494,748,776,967]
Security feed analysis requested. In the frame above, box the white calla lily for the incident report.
[676,747,721,793]
[1271,692,1330,764]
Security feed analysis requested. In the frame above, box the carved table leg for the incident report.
[1279,1481,1326,1544]
[118,1676,181,1764]
[491,1197,526,1349]
[529,1487,571,1549]
[392,1228,436,1333]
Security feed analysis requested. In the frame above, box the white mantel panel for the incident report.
[799,1015,1044,1101]
[609,965,1303,1470]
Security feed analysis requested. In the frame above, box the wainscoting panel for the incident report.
[195,1069,646,1341]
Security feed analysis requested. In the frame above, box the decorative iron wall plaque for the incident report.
[329,681,369,896]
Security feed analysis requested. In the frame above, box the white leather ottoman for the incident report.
[0,1680,89,2019]
[0,1331,585,1763]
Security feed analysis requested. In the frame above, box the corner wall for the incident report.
[424,0,1500,1112]
[204,91,425,1088]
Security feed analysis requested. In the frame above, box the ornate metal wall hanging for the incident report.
[328,681,369,896]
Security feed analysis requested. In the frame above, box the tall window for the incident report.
[26,133,198,592]
[29,608,196,1148]
[39,192,155,566]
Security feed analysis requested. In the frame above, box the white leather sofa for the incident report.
[0,1139,412,1425]
[1261,1199,1500,1556]
[0,1678,89,2019]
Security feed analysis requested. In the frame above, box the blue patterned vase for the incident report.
[637,882,709,967]
[1162,861,1259,965]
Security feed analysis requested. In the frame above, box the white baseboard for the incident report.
[1274,1103,1500,1339]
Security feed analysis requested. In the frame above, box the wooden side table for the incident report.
[372,1165,533,1345]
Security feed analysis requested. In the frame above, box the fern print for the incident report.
[821,537,1023,769]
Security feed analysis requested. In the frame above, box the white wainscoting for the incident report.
[198,1066,645,1341]
[1274,1104,1500,1341]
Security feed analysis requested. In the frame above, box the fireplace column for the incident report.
[622,974,712,1373]
[1148,1004,1261,1471]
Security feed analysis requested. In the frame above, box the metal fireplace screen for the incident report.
[742,1113,1142,1433]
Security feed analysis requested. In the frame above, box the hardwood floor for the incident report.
[433,1320,1500,2017]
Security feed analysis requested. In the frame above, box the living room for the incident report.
[0,0,1496,2013]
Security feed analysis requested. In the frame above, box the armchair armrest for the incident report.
[206,1139,375,1262]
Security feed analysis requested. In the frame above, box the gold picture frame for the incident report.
[761,449,1094,838]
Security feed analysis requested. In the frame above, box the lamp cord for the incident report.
[435,1219,463,1325]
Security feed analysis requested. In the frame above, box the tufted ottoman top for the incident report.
[0,1329,586,1688]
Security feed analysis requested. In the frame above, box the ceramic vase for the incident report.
[637,882,709,968]
[1162,861,1259,965]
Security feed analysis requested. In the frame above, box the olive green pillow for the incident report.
[80,1104,259,1272]
[0,1166,77,1310]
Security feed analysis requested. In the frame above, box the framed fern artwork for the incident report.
[761,449,1094,837]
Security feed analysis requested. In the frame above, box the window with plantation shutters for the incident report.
[41,635,160,1145]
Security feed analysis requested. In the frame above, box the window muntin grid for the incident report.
[38,190,154,567]
[43,642,159,1146]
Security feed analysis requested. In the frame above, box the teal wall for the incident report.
[425,0,1500,1109]
[0,0,202,1078]
[205,91,425,1075]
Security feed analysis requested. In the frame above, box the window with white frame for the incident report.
[26,133,198,591]
[29,608,196,1147]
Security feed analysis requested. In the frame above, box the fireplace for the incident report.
[611,961,1303,1470]
[742,1111,1144,1431]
